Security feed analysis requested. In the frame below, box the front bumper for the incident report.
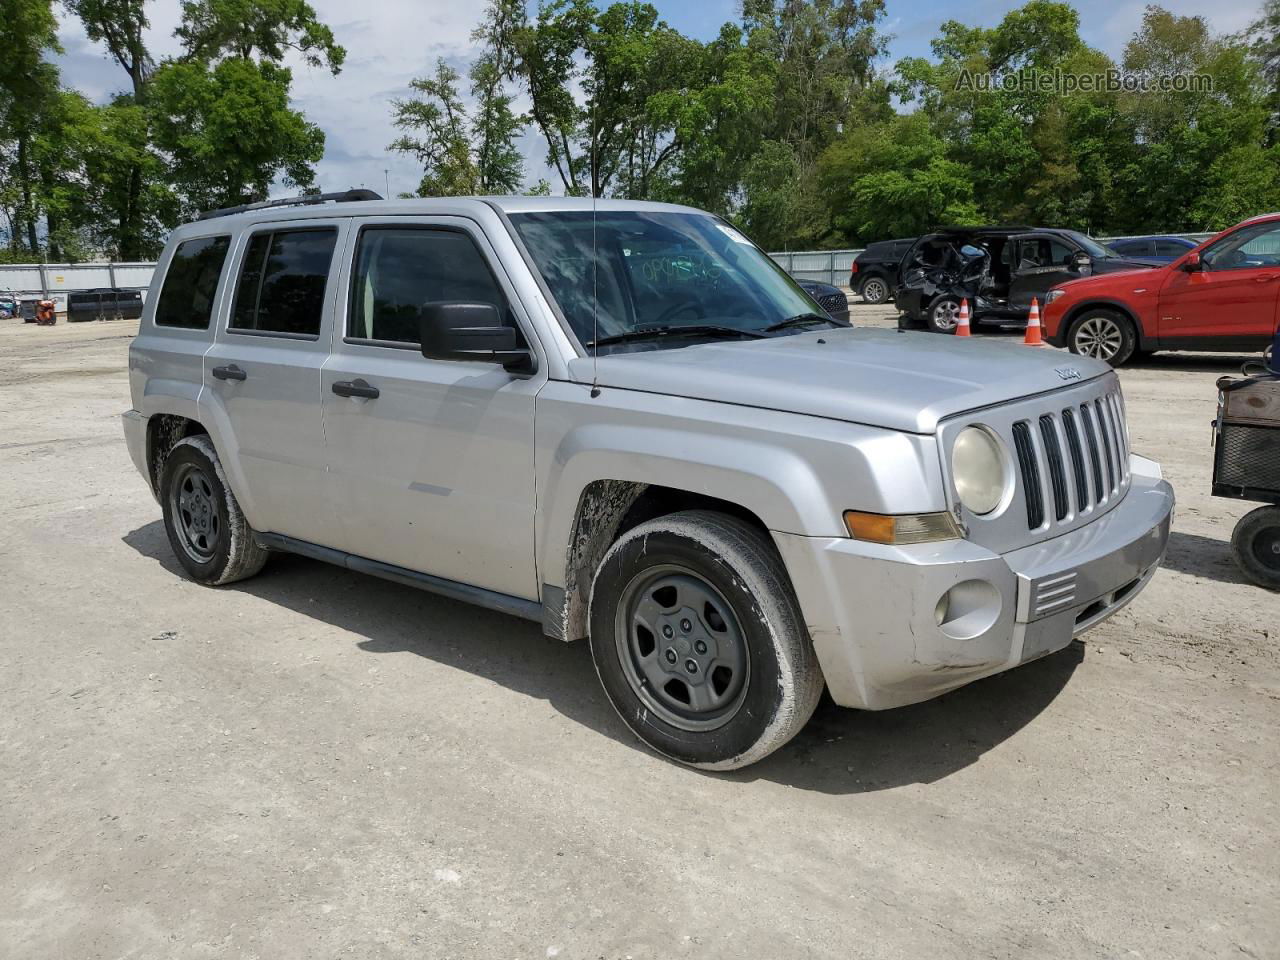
[773,455,1174,710]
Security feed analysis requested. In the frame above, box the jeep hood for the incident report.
[568,327,1111,434]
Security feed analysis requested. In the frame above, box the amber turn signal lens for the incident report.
[843,510,961,545]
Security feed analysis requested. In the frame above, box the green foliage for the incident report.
[149,58,325,213]
[820,113,980,240]
[0,0,342,257]
[176,0,345,73]
[390,60,480,196]
[2,0,1277,260]
[392,2,528,197]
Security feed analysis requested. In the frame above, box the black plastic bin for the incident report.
[67,288,145,322]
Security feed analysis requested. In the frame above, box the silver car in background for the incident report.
[122,195,1174,770]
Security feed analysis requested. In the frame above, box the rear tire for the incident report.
[1067,309,1136,366]
[1230,506,1280,590]
[160,435,268,586]
[927,297,963,334]
[859,275,890,305]
[588,510,824,771]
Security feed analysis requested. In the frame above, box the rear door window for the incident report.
[1112,239,1150,258]
[155,235,230,329]
[231,228,338,336]
[1154,239,1187,258]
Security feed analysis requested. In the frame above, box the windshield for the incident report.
[1066,231,1114,258]
[507,211,824,353]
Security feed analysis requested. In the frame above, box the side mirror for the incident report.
[1070,251,1091,272]
[419,302,536,373]
[1182,252,1202,273]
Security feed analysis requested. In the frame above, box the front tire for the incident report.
[859,275,890,304]
[1067,309,1137,366]
[160,435,268,586]
[1230,506,1280,590]
[588,510,824,771]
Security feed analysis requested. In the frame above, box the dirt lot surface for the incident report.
[1,308,1277,960]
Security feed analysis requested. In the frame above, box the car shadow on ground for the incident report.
[1127,352,1254,374]
[1161,529,1247,586]
[123,520,1081,796]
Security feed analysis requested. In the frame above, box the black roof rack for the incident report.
[196,188,383,221]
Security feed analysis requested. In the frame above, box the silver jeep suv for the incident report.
[123,193,1174,770]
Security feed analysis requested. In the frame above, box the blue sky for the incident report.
[52,0,1264,197]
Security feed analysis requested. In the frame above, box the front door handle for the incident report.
[212,364,246,382]
[1254,274,1279,283]
[332,378,380,400]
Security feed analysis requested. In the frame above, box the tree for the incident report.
[1242,0,1279,140]
[0,0,62,254]
[470,59,525,193]
[62,0,159,257]
[175,0,345,72]
[820,113,979,242]
[148,59,325,212]
[1117,7,1280,230]
[389,60,479,196]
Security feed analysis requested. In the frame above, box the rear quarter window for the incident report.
[154,235,231,329]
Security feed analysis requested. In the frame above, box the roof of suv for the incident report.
[170,195,713,243]
[926,226,1039,237]
[197,195,701,224]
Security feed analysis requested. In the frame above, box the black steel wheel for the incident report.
[1230,505,1280,590]
[1068,310,1136,366]
[170,460,222,564]
[160,435,268,586]
[614,565,751,731]
[859,275,890,305]
[589,510,824,770]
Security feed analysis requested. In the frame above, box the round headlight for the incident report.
[952,426,1008,515]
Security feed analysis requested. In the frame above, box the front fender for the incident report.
[534,383,946,608]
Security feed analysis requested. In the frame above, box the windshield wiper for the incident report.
[763,312,839,333]
[588,324,768,348]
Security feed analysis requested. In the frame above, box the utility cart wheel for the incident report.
[1230,505,1280,590]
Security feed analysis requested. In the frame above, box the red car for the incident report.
[1043,213,1280,365]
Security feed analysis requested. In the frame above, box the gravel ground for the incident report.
[1,307,1276,960]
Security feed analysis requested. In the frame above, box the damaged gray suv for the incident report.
[123,193,1175,770]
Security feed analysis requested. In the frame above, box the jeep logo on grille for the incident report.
[1055,366,1082,382]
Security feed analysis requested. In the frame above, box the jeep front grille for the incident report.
[1012,389,1130,532]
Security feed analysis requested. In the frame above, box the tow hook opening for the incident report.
[934,580,1002,640]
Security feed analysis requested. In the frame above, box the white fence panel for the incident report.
[0,261,158,299]
[112,263,157,288]
[0,265,46,294]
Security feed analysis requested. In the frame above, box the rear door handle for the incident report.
[1254,274,1279,282]
[332,378,379,400]
[212,364,247,382]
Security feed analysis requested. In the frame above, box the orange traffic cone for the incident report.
[955,299,971,337]
[1024,298,1045,346]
